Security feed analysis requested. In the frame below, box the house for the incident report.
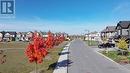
[26,31,33,41]
[106,26,116,39]
[16,32,25,41]
[115,21,130,40]
[101,26,116,43]
[42,32,48,39]
[39,31,44,36]
[16,32,26,41]
[85,31,101,42]
[0,32,3,41]
[3,32,16,41]
[16,32,22,41]
[101,29,107,40]
[62,32,70,41]
[115,21,130,49]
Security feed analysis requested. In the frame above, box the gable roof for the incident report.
[6,32,16,35]
[41,32,47,35]
[116,21,130,29]
[101,29,107,33]
[106,26,116,32]
[101,26,116,33]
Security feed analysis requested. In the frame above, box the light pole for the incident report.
[85,30,90,46]
[129,27,130,50]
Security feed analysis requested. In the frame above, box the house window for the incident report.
[118,30,121,35]
[122,29,129,36]
[4,33,10,37]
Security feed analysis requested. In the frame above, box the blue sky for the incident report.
[0,0,130,34]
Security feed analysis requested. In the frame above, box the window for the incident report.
[122,29,129,35]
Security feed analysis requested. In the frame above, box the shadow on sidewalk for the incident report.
[58,52,70,55]
[48,59,73,70]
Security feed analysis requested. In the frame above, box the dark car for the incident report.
[98,43,115,48]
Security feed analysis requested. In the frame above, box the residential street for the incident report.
[68,39,130,73]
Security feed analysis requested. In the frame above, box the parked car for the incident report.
[98,43,115,48]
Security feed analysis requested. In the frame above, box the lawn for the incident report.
[0,41,29,49]
[101,51,130,64]
[85,40,99,46]
[0,41,68,73]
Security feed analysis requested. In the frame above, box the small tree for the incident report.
[102,36,108,53]
[102,36,108,43]
[46,31,54,49]
[117,37,129,55]
[25,32,48,73]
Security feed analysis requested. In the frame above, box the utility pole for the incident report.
[129,27,130,50]
[85,30,90,46]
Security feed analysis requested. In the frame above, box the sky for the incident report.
[0,0,130,34]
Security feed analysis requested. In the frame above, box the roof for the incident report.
[106,26,116,32]
[5,32,16,35]
[27,31,33,34]
[101,26,116,33]
[116,21,130,29]
[41,32,47,35]
[90,31,98,34]
[101,29,107,33]
[21,32,27,35]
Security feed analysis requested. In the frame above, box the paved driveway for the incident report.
[68,39,130,73]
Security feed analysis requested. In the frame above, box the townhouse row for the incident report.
[0,31,69,42]
[101,21,130,43]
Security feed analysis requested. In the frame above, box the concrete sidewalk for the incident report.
[53,43,70,73]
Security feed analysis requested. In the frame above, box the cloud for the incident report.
[113,2,130,14]
[110,2,130,21]
[0,16,116,34]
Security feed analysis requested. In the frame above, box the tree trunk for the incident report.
[121,51,123,55]
[35,62,37,73]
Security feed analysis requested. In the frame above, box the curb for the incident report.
[53,43,70,73]
[95,51,130,72]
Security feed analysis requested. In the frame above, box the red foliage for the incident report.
[59,34,65,43]
[54,34,65,45]
[45,31,54,49]
[54,34,60,46]
[25,32,48,63]
[25,31,65,64]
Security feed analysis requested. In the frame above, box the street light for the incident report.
[129,28,130,50]
[85,29,90,46]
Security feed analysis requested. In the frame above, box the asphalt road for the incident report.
[68,39,130,73]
